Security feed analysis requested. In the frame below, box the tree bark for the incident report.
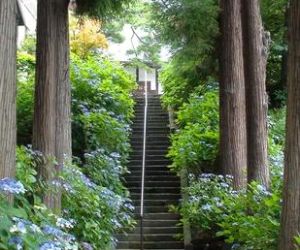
[219,0,247,189]
[242,0,269,187]
[33,0,71,212]
[279,1,300,249]
[0,0,17,179]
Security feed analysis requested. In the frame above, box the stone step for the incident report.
[134,114,166,118]
[135,206,169,213]
[130,154,168,159]
[132,126,168,130]
[132,200,178,207]
[126,170,173,176]
[132,126,169,130]
[131,135,169,140]
[134,113,168,117]
[129,187,180,194]
[130,226,182,234]
[130,153,169,160]
[133,119,168,123]
[130,150,168,154]
[118,96,182,250]
[128,166,171,172]
[117,240,184,249]
[130,193,181,201]
[127,180,179,188]
[132,121,167,125]
[134,108,165,112]
[126,175,178,182]
[130,143,169,148]
[142,213,180,220]
[117,233,178,242]
[128,159,170,165]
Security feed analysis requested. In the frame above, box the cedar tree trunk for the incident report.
[219,0,247,188]
[33,0,71,211]
[242,0,269,187]
[279,1,300,249]
[0,0,17,179]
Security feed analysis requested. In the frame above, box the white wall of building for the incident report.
[17,0,37,47]
[124,66,163,94]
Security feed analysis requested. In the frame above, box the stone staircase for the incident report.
[117,95,184,250]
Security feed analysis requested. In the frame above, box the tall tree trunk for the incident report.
[0,0,17,179]
[219,0,247,189]
[242,0,269,187]
[279,1,300,249]
[33,0,71,212]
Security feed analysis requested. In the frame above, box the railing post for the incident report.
[140,69,148,250]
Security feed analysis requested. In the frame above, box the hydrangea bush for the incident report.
[0,178,79,250]
[180,171,282,250]
[13,48,137,249]
[168,89,219,173]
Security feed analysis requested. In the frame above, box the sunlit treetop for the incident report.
[70,16,108,57]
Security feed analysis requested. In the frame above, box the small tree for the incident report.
[0,0,17,179]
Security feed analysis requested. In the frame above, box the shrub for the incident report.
[181,171,282,250]
[168,90,219,172]
[61,162,135,250]
[0,176,79,250]
[13,146,136,249]
[15,50,137,249]
[16,53,35,145]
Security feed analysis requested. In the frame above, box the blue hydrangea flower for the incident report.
[42,225,75,242]
[39,241,62,250]
[9,236,23,250]
[12,217,42,233]
[201,204,212,211]
[0,178,25,194]
[56,217,75,229]
[110,152,121,159]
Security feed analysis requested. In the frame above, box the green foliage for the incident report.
[181,173,282,250]
[19,35,36,55]
[76,0,132,19]
[0,153,79,249]
[175,106,286,249]
[268,108,286,158]
[168,89,219,172]
[160,59,204,108]
[261,0,289,108]
[16,47,137,248]
[16,146,39,193]
[17,53,35,145]
[155,0,219,107]
[150,0,219,55]
[16,52,136,156]
[70,54,136,157]
[13,144,136,249]
[295,235,300,249]
[181,174,234,232]
[61,159,135,249]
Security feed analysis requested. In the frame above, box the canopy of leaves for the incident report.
[76,0,133,18]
